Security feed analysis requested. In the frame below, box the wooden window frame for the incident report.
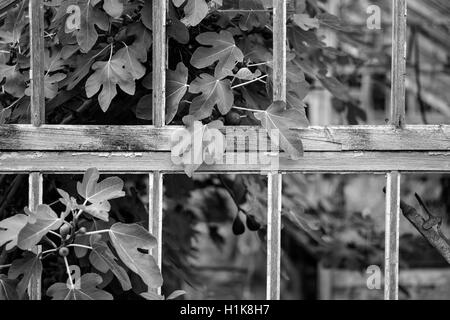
[0,0,448,300]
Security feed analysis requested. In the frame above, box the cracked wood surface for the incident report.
[0,151,447,173]
[0,125,447,152]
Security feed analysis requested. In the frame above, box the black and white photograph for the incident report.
[0,0,449,309]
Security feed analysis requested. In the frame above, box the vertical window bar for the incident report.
[266,0,286,301]
[267,173,282,300]
[29,0,45,127]
[150,0,166,295]
[28,0,45,299]
[385,171,401,300]
[390,0,407,128]
[385,0,407,300]
[28,173,43,300]
[273,0,287,102]
[152,0,167,127]
[148,172,163,272]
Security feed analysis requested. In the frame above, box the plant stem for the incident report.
[218,176,248,215]
[63,256,75,289]
[232,106,265,113]
[84,230,109,236]
[75,200,88,219]
[0,264,11,269]
[67,244,93,251]
[247,61,272,67]
[40,249,57,256]
[231,75,268,89]
[217,9,271,12]
[48,230,62,239]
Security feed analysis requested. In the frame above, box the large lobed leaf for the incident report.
[8,252,43,297]
[188,73,233,120]
[174,0,209,27]
[47,273,113,300]
[0,275,18,300]
[76,168,125,206]
[191,30,244,78]
[172,119,225,176]
[255,101,309,160]
[17,205,63,251]
[0,214,28,251]
[136,62,189,123]
[85,55,135,112]
[166,62,189,123]
[108,223,163,289]
[89,239,132,291]
[54,0,110,53]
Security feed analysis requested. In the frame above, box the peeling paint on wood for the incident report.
[0,152,448,173]
[385,172,401,300]
[28,173,43,300]
[0,125,447,152]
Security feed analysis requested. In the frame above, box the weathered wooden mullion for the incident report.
[266,0,286,301]
[29,0,45,127]
[390,0,407,128]
[0,151,447,173]
[148,172,163,273]
[267,173,282,300]
[28,0,45,300]
[384,171,401,300]
[149,0,167,295]
[152,0,166,127]
[0,125,448,152]
[28,172,43,300]
[384,0,407,301]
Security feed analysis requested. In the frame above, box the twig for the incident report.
[48,230,62,239]
[67,244,93,251]
[218,176,248,215]
[231,75,268,89]
[384,188,450,264]
[84,229,109,236]
[63,256,75,289]
[40,249,57,256]
[232,106,264,113]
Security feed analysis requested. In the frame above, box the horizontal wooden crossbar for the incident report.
[0,125,448,152]
[0,151,447,173]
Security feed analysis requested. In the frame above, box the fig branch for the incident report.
[388,189,450,264]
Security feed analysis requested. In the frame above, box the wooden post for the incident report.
[385,171,401,300]
[266,0,286,301]
[29,0,45,127]
[384,0,407,301]
[149,172,163,271]
[150,0,167,295]
[152,0,166,127]
[390,0,407,128]
[28,0,45,300]
[28,173,43,300]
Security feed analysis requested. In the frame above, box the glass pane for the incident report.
[41,1,152,125]
[165,0,274,126]
[163,174,267,300]
[0,0,30,124]
[406,0,450,124]
[40,173,149,300]
[283,174,386,300]
[399,173,450,300]
[298,0,393,125]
